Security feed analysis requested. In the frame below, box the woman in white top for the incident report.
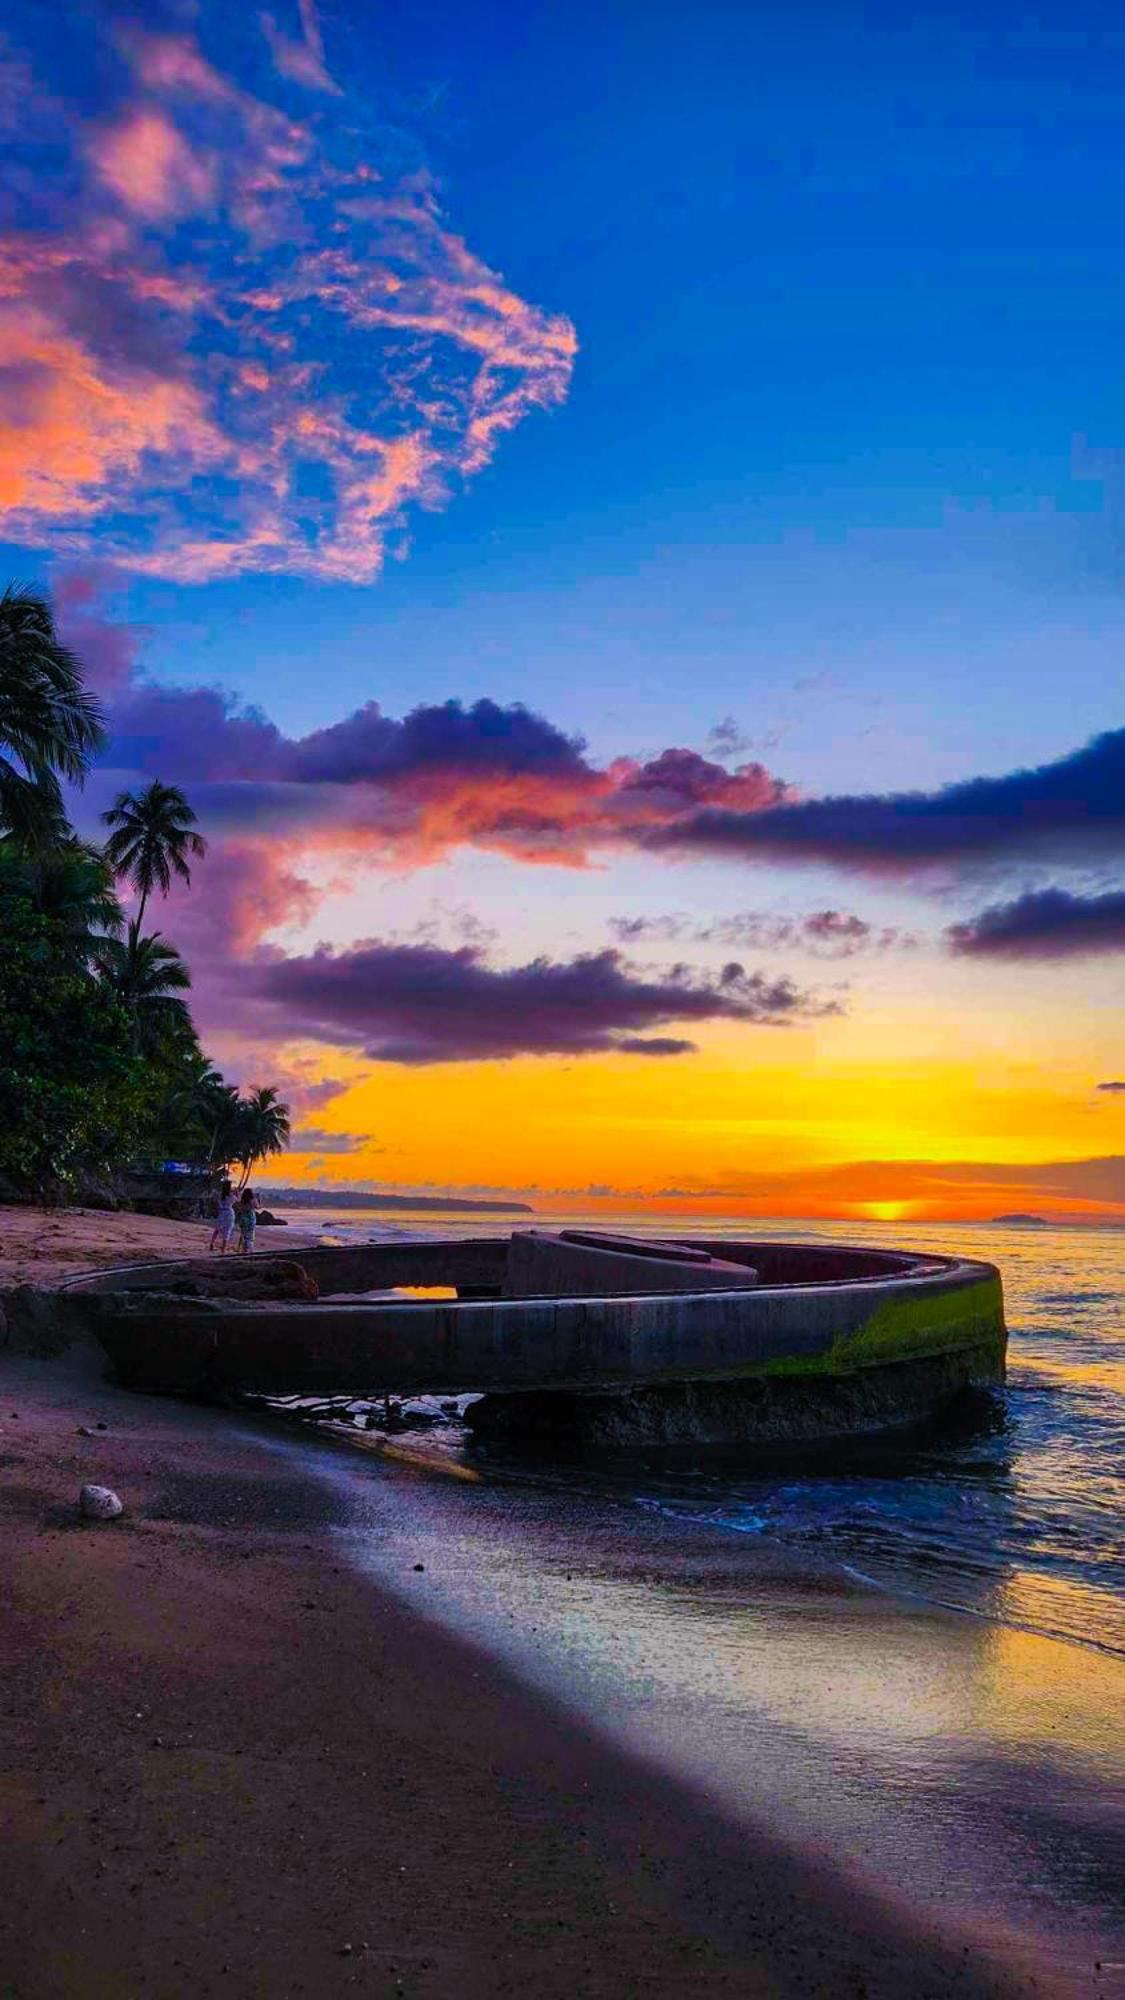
[210,1181,236,1254]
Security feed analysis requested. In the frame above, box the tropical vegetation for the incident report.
[0,585,290,1201]
[102,780,207,930]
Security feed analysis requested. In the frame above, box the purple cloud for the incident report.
[615,1037,698,1056]
[286,698,587,786]
[63,573,791,868]
[1096,1080,1125,1093]
[245,942,836,1064]
[289,1127,369,1153]
[947,887,1125,959]
[646,729,1125,874]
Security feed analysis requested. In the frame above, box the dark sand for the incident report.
[0,1348,1035,1998]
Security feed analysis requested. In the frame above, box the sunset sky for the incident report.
[2,0,1123,1220]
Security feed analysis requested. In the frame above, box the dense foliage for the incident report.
[0,889,151,1193]
[0,586,290,1202]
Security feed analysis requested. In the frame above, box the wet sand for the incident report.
[0,1346,1038,1999]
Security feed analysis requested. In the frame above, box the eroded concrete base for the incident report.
[465,1341,1006,1448]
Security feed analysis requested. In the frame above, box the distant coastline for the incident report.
[259,1186,534,1216]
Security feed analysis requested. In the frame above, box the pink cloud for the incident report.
[0,305,228,526]
[90,106,216,220]
[261,3,341,94]
[0,21,576,582]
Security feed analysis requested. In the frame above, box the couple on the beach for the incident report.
[210,1182,258,1255]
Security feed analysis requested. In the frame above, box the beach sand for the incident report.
[0,1203,309,1289]
[0,1343,1034,1999]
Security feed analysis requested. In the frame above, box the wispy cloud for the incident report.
[611,908,917,958]
[289,1126,370,1153]
[0,11,575,580]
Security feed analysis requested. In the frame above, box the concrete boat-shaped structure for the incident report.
[73,1231,1007,1446]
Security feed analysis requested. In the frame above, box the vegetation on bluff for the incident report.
[0,584,289,1202]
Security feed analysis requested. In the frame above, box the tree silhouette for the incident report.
[101,780,207,929]
[95,923,193,1056]
[233,1085,292,1190]
[0,584,105,847]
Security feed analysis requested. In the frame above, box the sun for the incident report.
[861,1200,911,1223]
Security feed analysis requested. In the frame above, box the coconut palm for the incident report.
[94,922,194,1056]
[154,1051,225,1167]
[0,584,106,844]
[0,837,123,964]
[166,1058,241,1169]
[232,1084,291,1190]
[101,780,207,930]
[205,1083,245,1173]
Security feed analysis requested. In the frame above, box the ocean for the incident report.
[259,1211,1124,1982]
[275,1210,1124,1659]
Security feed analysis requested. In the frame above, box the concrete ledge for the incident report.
[75,1243,1006,1431]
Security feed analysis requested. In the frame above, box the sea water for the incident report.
[277,1212,1124,1658]
[260,1214,1124,1980]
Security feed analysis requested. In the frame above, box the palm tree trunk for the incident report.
[135,884,149,931]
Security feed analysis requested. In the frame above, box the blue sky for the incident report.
[38,0,1121,776]
[1,0,1122,1209]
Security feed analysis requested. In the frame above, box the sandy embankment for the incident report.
[0,1344,1032,2000]
[0,1203,311,1289]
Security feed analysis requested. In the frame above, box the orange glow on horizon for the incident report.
[247,1010,1125,1225]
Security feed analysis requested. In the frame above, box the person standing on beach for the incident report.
[210,1181,236,1255]
[236,1189,259,1255]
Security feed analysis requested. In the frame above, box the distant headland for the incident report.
[259,1186,534,1216]
[991,1213,1049,1228]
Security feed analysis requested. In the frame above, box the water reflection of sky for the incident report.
[255,1219,1125,1981]
[286,1214,1124,1653]
[275,1422,1123,1987]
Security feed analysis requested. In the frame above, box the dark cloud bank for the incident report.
[947,887,1125,959]
[247,944,836,1064]
[645,728,1125,873]
[59,585,1124,1068]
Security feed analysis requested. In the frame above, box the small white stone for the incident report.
[79,1483,123,1521]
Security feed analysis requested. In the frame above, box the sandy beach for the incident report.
[0,1204,315,1289]
[0,1336,1041,2000]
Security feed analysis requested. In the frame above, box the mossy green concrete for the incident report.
[760,1275,1005,1379]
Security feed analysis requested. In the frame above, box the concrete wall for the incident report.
[66,1234,929,1301]
[70,1238,510,1298]
[84,1249,1006,1401]
[503,1232,758,1298]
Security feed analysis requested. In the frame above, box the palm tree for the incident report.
[167,1058,241,1170]
[12,838,123,958]
[94,922,193,1056]
[0,836,123,964]
[155,1051,225,1168]
[0,584,106,844]
[205,1083,245,1173]
[233,1085,291,1190]
[101,780,207,929]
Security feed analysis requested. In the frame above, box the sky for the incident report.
[1,0,1123,1220]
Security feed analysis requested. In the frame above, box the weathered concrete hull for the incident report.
[76,1241,1006,1447]
[467,1342,1004,1447]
